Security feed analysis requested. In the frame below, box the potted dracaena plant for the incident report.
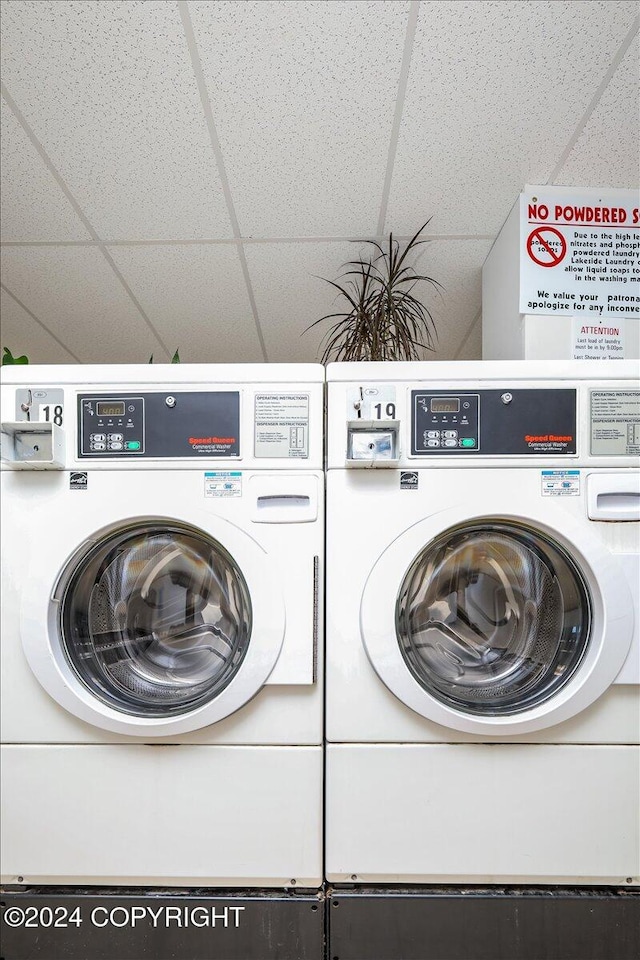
[307,221,441,362]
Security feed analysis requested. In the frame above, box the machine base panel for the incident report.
[0,887,324,960]
[327,886,640,960]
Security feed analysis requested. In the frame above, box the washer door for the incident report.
[59,522,252,718]
[361,505,634,735]
[23,515,285,736]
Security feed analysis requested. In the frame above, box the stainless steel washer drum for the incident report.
[396,521,591,716]
[59,522,252,717]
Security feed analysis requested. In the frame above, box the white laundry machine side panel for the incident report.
[1,469,323,744]
[326,468,639,744]
[1,745,323,887]
[325,744,639,886]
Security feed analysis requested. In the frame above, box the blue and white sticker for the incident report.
[204,471,242,498]
[541,469,580,496]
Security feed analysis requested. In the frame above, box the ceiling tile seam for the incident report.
[0,85,100,242]
[178,1,268,362]
[1,235,496,247]
[0,281,82,362]
[547,16,640,185]
[0,84,172,360]
[452,307,481,360]
[376,0,420,236]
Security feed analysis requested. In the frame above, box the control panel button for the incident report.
[109,442,123,451]
[443,439,457,447]
[443,430,458,439]
[427,439,440,447]
[426,430,440,439]
[109,433,123,442]
[91,441,106,451]
[91,433,105,442]
[125,440,141,451]
[460,438,476,447]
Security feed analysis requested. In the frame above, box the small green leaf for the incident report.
[171,349,181,363]
[148,354,154,364]
[2,347,29,365]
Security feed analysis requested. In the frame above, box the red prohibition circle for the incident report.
[527,227,567,267]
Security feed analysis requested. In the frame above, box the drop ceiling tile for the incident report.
[245,240,370,363]
[1,98,91,241]
[413,238,492,359]
[0,246,160,362]
[554,36,640,188]
[0,288,77,363]
[1,1,232,239]
[246,237,491,362]
[190,0,409,237]
[106,244,264,362]
[386,0,639,236]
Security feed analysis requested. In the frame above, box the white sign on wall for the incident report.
[520,186,639,321]
[571,317,626,359]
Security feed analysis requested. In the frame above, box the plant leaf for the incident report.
[2,347,29,364]
[307,220,440,362]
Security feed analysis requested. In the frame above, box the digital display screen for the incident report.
[96,401,125,416]
[431,397,460,413]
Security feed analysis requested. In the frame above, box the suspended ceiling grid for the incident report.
[1,0,638,364]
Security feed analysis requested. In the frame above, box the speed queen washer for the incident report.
[1,363,324,889]
[326,360,639,887]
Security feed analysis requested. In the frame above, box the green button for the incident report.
[125,440,141,450]
[461,438,476,447]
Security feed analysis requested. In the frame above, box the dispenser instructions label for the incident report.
[254,394,309,458]
[541,470,580,496]
[204,471,242,497]
[590,390,640,456]
[520,186,640,319]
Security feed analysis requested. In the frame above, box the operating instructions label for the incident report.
[590,390,640,456]
[254,394,309,458]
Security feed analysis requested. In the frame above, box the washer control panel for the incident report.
[411,389,577,456]
[77,391,240,458]
[413,393,479,452]
[79,396,144,455]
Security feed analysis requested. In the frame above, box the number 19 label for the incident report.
[347,385,397,421]
[373,401,396,419]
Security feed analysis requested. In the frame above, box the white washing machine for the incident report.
[326,360,639,886]
[1,363,324,888]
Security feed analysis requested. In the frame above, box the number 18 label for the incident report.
[39,403,64,425]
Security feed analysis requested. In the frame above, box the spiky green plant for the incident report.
[2,347,29,364]
[149,349,181,363]
[307,222,441,363]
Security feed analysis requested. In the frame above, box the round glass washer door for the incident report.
[396,522,590,716]
[59,522,252,718]
[23,514,286,736]
[360,507,634,735]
